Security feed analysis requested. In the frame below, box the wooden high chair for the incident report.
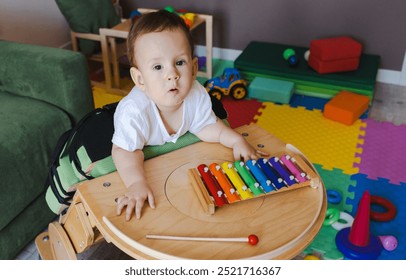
[35,124,327,260]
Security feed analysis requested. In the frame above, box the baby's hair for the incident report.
[127,10,195,67]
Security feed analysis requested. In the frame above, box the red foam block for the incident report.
[308,55,360,74]
[310,36,362,61]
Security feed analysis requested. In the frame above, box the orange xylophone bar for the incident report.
[209,163,241,203]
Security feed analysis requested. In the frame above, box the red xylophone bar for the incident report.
[197,164,229,207]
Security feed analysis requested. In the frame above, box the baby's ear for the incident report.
[130,67,145,90]
[192,57,198,79]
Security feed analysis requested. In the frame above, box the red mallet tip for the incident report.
[248,234,259,245]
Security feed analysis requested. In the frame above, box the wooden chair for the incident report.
[55,0,127,90]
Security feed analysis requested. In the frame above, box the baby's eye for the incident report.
[176,60,186,66]
[153,64,162,70]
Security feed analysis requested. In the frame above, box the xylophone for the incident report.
[189,151,320,215]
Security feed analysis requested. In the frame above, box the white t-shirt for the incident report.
[112,80,217,152]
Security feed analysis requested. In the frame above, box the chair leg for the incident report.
[109,37,121,89]
[205,16,213,79]
[101,34,113,90]
[71,32,79,52]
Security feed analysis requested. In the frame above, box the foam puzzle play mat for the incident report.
[91,37,405,259]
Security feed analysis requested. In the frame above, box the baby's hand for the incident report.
[116,183,155,221]
[232,137,269,161]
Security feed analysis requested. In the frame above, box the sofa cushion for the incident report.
[0,92,71,230]
[55,0,121,56]
[0,41,94,125]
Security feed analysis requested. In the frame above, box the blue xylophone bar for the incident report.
[257,158,287,189]
[246,160,275,193]
[269,157,297,186]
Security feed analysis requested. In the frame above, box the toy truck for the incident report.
[204,68,248,100]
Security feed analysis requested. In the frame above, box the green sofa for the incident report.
[0,40,94,259]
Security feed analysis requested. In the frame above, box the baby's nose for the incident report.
[167,67,180,81]
[167,74,179,81]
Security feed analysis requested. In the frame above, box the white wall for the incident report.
[0,0,71,48]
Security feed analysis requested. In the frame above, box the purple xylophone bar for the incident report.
[269,157,297,186]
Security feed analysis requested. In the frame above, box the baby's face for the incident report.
[131,29,197,111]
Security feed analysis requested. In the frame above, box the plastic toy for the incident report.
[304,254,320,260]
[204,68,248,100]
[197,56,206,71]
[326,189,342,204]
[129,9,142,18]
[283,48,299,67]
[163,6,195,28]
[335,191,383,259]
[378,235,398,251]
[324,208,340,226]
[370,195,397,222]
[323,90,370,125]
[331,211,354,231]
[304,50,310,61]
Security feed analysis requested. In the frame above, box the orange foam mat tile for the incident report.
[254,103,365,174]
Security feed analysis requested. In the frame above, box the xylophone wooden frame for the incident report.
[35,124,327,260]
[189,150,321,215]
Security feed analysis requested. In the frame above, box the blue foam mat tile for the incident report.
[289,94,369,119]
[360,110,369,119]
[289,94,329,111]
[347,173,406,259]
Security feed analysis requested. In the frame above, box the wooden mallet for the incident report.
[146,234,259,245]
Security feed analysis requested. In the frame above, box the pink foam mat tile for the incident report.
[354,119,406,185]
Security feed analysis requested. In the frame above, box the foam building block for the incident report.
[309,36,362,74]
[308,55,360,74]
[310,36,362,61]
[248,77,294,104]
[323,90,370,125]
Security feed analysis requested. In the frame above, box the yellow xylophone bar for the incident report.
[209,163,241,203]
[221,162,254,200]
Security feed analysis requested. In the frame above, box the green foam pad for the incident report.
[235,41,380,90]
[248,77,294,103]
[242,71,374,99]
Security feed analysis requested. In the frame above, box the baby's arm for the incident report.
[111,144,155,221]
[195,119,268,161]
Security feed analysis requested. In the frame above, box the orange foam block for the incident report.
[323,91,370,125]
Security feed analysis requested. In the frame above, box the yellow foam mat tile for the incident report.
[92,86,123,108]
[253,103,365,174]
[92,77,134,108]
